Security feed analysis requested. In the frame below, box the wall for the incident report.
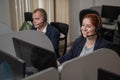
[69,0,94,42]
[95,0,120,6]
[69,0,120,42]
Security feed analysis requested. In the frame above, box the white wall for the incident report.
[69,0,94,42]
[0,0,11,28]
[69,0,120,42]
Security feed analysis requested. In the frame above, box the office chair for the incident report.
[24,12,33,22]
[117,14,120,34]
[50,22,69,56]
[107,43,120,57]
[19,12,33,31]
[79,8,99,26]
[113,14,120,44]
[117,22,120,33]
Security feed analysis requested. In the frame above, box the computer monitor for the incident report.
[0,50,25,80]
[98,68,120,80]
[101,5,120,23]
[12,37,57,72]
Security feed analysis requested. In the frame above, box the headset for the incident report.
[81,14,102,37]
[36,8,47,26]
[95,15,102,33]
[41,9,47,22]
[79,9,100,26]
[43,17,47,22]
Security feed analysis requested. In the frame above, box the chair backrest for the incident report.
[107,43,120,57]
[19,12,33,31]
[117,14,120,33]
[24,12,33,22]
[50,22,69,36]
[50,22,69,55]
[79,9,100,26]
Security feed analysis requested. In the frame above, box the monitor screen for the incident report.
[12,37,57,72]
[0,50,25,80]
[98,68,120,80]
[101,5,120,23]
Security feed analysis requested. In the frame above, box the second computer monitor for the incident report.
[101,5,120,23]
[0,50,25,80]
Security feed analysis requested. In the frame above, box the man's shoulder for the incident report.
[47,24,60,33]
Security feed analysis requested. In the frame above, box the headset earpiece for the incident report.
[43,17,47,22]
[95,25,101,32]
[95,15,102,32]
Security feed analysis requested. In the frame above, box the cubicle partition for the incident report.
[59,48,120,80]
[0,22,13,35]
[0,30,54,57]
[0,31,120,80]
[0,30,54,79]
[22,48,120,80]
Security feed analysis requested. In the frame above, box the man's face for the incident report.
[32,11,44,28]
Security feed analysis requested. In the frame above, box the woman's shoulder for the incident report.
[98,37,111,43]
[97,36,112,47]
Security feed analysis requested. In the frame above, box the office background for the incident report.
[0,0,120,44]
[0,1,120,79]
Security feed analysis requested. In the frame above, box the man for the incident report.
[32,8,60,57]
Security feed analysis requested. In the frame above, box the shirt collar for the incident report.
[42,24,48,33]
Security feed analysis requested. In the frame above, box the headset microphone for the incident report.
[86,33,97,37]
[37,18,47,27]
[37,21,44,27]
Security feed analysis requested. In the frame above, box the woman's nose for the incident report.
[82,26,87,31]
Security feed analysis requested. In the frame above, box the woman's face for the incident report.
[81,18,96,38]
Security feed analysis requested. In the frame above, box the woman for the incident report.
[57,14,111,65]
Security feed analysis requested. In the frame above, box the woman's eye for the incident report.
[86,25,91,28]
